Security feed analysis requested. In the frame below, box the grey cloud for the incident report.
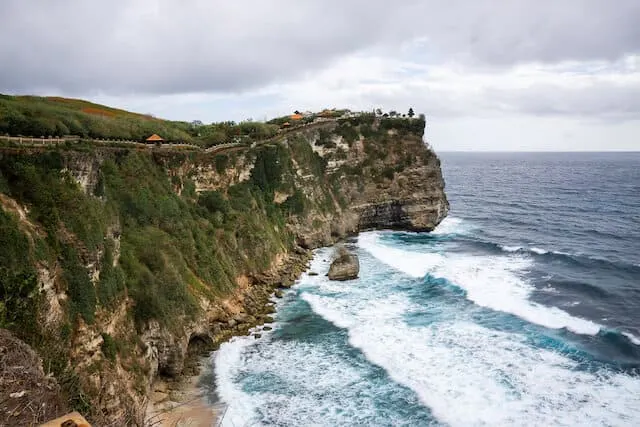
[1,0,640,96]
[424,0,640,66]
[347,78,640,122]
[0,0,418,95]
[484,82,640,120]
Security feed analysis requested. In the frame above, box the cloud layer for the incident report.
[2,1,640,150]
[2,0,640,95]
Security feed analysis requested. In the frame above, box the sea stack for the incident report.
[328,247,360,281]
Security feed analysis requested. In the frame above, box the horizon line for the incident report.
[436,150,640,153]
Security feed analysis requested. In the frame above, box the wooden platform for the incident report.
[39,411,90,427]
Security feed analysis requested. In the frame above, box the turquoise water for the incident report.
[212,152,640,426]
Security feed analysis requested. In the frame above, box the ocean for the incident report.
[212,151,640,426]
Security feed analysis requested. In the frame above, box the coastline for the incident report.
[144,247,314,426]
[145,369,222,427]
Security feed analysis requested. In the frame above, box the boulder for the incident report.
[233,313,255,324]
[327,247,360,281]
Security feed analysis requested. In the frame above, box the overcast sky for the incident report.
[1,0,639,151]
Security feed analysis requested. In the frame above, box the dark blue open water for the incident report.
[213,152,640,426]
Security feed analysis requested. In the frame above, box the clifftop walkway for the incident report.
[0,135,201,150]
[0,118,339,155]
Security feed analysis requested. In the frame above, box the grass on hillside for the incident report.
[0,94,280,148]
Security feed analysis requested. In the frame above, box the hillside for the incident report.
[0,95,282,147]
[0,105,448,425]
[0,94,195,142]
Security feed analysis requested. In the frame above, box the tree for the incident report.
[408,107,415,118]
[375,108,383,116]
[389,110,397,117]
[294,110,301,115]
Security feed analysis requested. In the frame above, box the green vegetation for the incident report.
[97,242,126,309]
[380,116,426,137]
[0,210,39,335]
[0,100,430,424]
[315,129,336,148]
[0,95,193,142]
[214,155,229,173]
[62,244,96,324]
[198,190,229,216]
[0,94,288,148]
[195,120,279,148]
[281,189,307,216]
[289,137,327,177]
[0,151,110,251]
[101,333,117,362]
[0,95,425,152]
[335,121,360,144]
[250,144,291,193]
[0,145,299,332]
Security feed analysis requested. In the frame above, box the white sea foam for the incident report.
[214,318,421,426]
[214,246,640,426]
[214,336,260,427]
[358,233,443,278]
[430,254,602,335]
[302,290,640,427]
[360,232,602,336]
[530,247,549,254]
[431,216,469,235]
[499,244,573,257]
[623,332,640,346]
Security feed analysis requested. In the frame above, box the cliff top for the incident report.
[0,94,425,149]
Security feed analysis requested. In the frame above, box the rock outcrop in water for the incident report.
[0,112,447,425]
[328,247,360,281]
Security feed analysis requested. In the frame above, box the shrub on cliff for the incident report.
[101,333,117,362]
[199,190,229,215]
[379,116,426,137]
[336,122,359,144]
[281,189,307,216]
[250,144,290,193]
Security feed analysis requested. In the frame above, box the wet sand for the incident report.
[146,358,225,427]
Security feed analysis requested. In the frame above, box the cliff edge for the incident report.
[0,113,447,425]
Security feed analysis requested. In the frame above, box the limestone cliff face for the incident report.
[0,115,447,425]
[284,119,449,247]
[180,118,449,248]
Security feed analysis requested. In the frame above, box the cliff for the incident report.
[0,113,447,425]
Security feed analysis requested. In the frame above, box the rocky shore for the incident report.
[144,247,314,426]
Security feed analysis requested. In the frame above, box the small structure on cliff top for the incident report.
[290,113,303,121]
[328,246,360,281]
[146,134,164,144]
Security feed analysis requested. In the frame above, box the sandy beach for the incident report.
[145,358,225,427]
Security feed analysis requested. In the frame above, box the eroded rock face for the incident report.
[352,156,449,233]
[328,248,360,281]
[5,117,448,425]
[285,123,449,247]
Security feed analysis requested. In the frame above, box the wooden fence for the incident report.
[0,135,202,150]
[0,118,341,153]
